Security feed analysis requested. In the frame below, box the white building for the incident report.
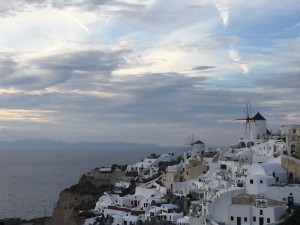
[228,194,286,225]
[245,163,287,195]
[145,204,183,223]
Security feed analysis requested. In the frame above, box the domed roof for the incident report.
[248,163,285,176]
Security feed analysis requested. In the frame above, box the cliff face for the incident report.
[45,191,87,225]
[46,172,112,225]
[46,167,136,225]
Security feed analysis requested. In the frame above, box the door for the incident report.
[259,217,264,225]
[237,217,241,225]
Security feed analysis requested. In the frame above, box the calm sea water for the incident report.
[0,147,181,219]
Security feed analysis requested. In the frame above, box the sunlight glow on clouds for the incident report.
[0,109,55,123]
[0,0,299,145]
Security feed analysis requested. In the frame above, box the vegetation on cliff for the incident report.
[157,156,182,172]
[279,205,300,225]
[66,178,110,196]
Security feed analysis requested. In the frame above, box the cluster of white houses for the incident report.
[84,112,300,225]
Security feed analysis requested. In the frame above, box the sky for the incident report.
[0,0,299,146]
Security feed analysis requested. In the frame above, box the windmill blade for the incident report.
[243,122,248,137]
[236,101,253,139]
[246,121,251,138]
[248,103,252,119]
[245,101,252,121]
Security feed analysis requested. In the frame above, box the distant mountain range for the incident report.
[0,139,163,150]
[0,139,225,151]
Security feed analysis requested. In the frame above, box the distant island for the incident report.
[0,139,162,150]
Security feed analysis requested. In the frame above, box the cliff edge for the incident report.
[46,165,136,225]
[45,170,112,225]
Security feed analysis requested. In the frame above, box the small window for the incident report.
[186,171,189,175]
[260,180,263,184]
[253,216,256,222]
[267,218,270,223]
[244,217,247,222]
[231,216,234,221]
[250,179,253,184]
[260,210,263,215]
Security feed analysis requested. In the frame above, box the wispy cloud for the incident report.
[60,11,91,34]
[213,0,229,27]
[228,49,250,74]
[0,109,55,123]
[193,66,215,71]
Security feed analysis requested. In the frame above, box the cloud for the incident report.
[35,49,130,74]
[193,66,215,70]
[60,11,91,34]
[255,72,300,91]
[213,0,229,27]
[0,109,55,123]
[0,0,299,146]
[228,49,250,74]
[0,57,17,77]
[0,46,132,91]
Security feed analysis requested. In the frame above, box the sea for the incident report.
[0,147,182,219]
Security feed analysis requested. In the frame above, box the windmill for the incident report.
[184,134,196,158]
[236,101,252,138]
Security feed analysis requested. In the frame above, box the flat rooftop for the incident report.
[232,194,284,207]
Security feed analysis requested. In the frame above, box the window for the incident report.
[186,171,189,175]
[260,180,263,184]
[253,216,256,222]
[260,210,263,215]
[267,218,270,223]
[231,216,234,221]
[244,217,247,222]
[250,179,253,184]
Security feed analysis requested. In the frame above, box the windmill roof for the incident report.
[251,112,266,121]
[194,140,204,144]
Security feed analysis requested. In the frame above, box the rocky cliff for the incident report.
[46,166,136,225]
[45,171,112,225]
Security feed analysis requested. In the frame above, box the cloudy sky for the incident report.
[0,0,299,146]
